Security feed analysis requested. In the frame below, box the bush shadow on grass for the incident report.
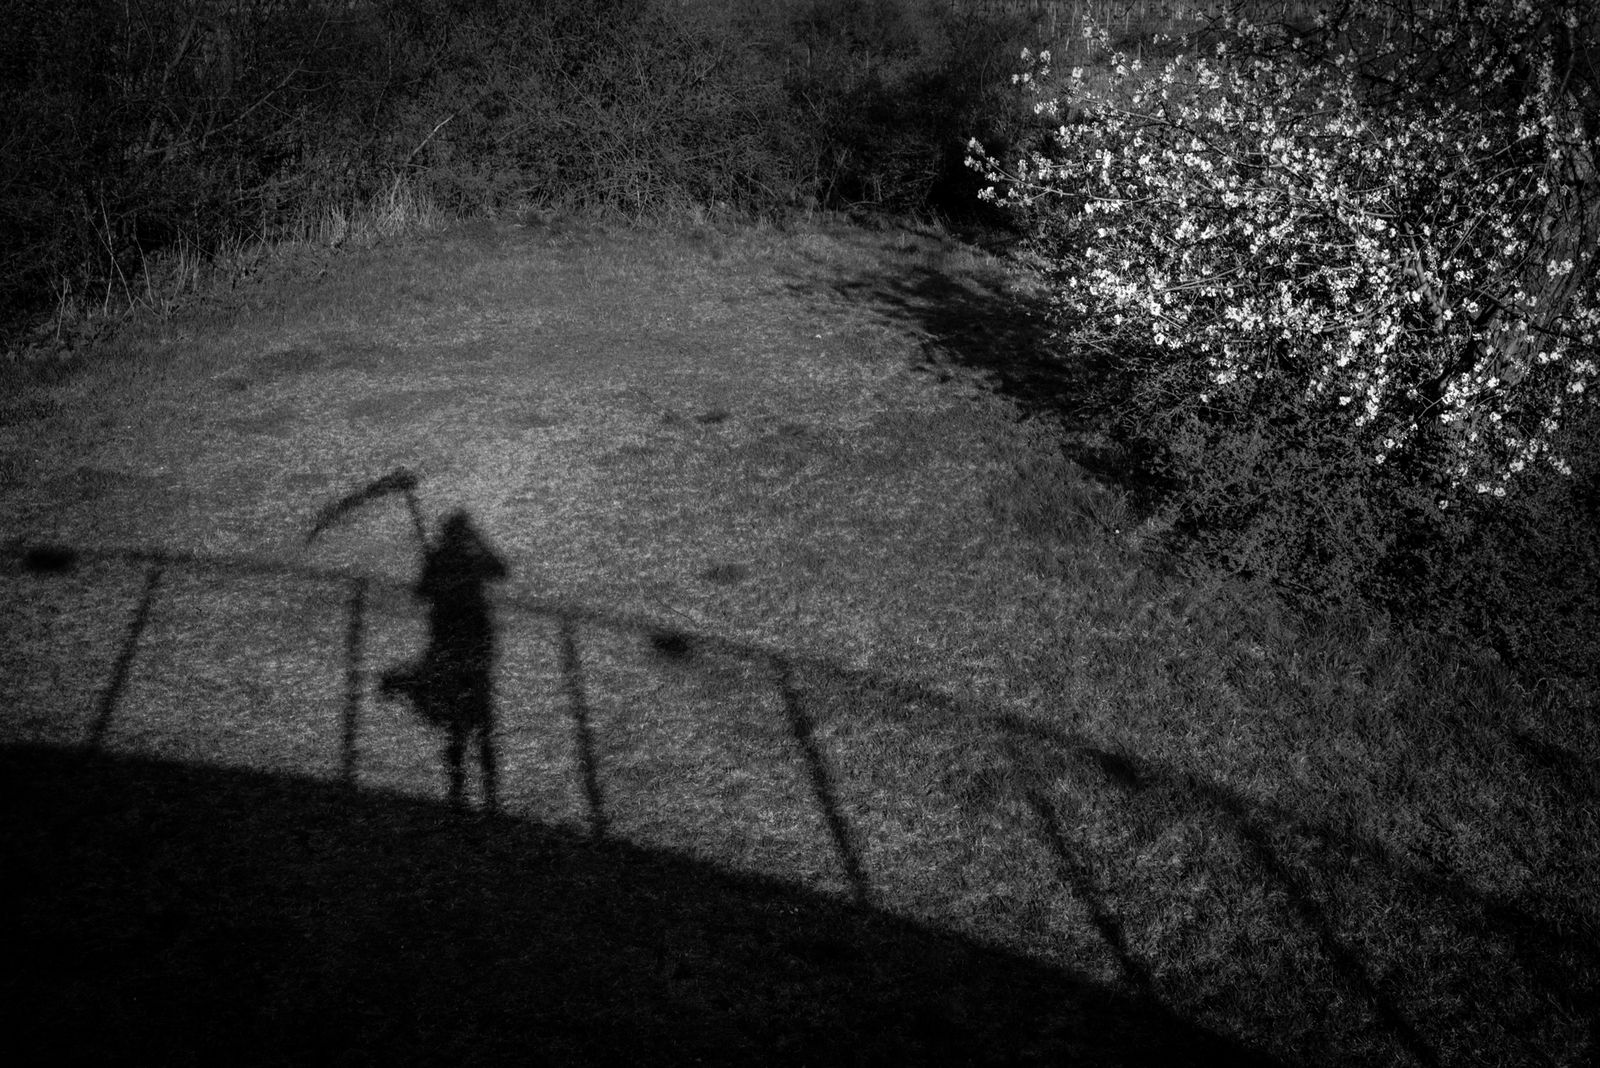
[2,744,1268,1067]
[816,227,1600,685]
[808,236,1127,465]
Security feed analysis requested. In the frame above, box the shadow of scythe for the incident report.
[304,467,429,550]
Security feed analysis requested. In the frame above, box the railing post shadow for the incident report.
[87,557,165,753]
[559,616,607,842]
[771,655,871,907]
[341,576,367,788]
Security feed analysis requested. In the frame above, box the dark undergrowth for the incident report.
[3,744,1266,1066]
[0,0,1042,345]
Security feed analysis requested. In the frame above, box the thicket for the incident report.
[971,0,1600,683]
[0,0,1044,341]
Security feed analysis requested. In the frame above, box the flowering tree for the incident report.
[968,0,1599,504]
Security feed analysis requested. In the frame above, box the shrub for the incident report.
[968,0,1600,673]
[0,0,391,335]
[1391,400,1600,680]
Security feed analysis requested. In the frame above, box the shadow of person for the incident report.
[379,510,508,811]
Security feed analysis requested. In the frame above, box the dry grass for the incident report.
[2,216,1596,1065]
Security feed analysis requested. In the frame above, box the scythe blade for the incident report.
[305,467,426,546]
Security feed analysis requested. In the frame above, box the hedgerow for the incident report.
[0,0,1043,342]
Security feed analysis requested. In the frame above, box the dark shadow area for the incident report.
[5,536,1592,1063]
[378,510,508,811]
[1,744,1268,1067]
[17,543,78,573]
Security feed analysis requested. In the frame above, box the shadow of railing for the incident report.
[997,715,1441,1065]
[87,556,165,752]
[5,536,880,910]
[4,536,1595,1064]
[340,576,366,786]
[2,743,1262,1066]
[773,655,872,906]
[558,616,607,842]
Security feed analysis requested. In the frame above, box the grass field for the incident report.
[3,216,1597,1064]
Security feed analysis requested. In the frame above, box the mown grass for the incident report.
[2,217,1597,1065]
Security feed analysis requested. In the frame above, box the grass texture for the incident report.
[2,218,1596,1065]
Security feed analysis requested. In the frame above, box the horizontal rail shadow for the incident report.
[6,534,1594,1030]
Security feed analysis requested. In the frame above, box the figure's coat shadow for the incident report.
[378,510,508,810]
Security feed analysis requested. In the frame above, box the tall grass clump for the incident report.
[969,0,1600,682]
[0,0,379,337]
[0,0,1051,347]
[371,0,798,219]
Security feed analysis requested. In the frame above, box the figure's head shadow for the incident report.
[416,509,509,605]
